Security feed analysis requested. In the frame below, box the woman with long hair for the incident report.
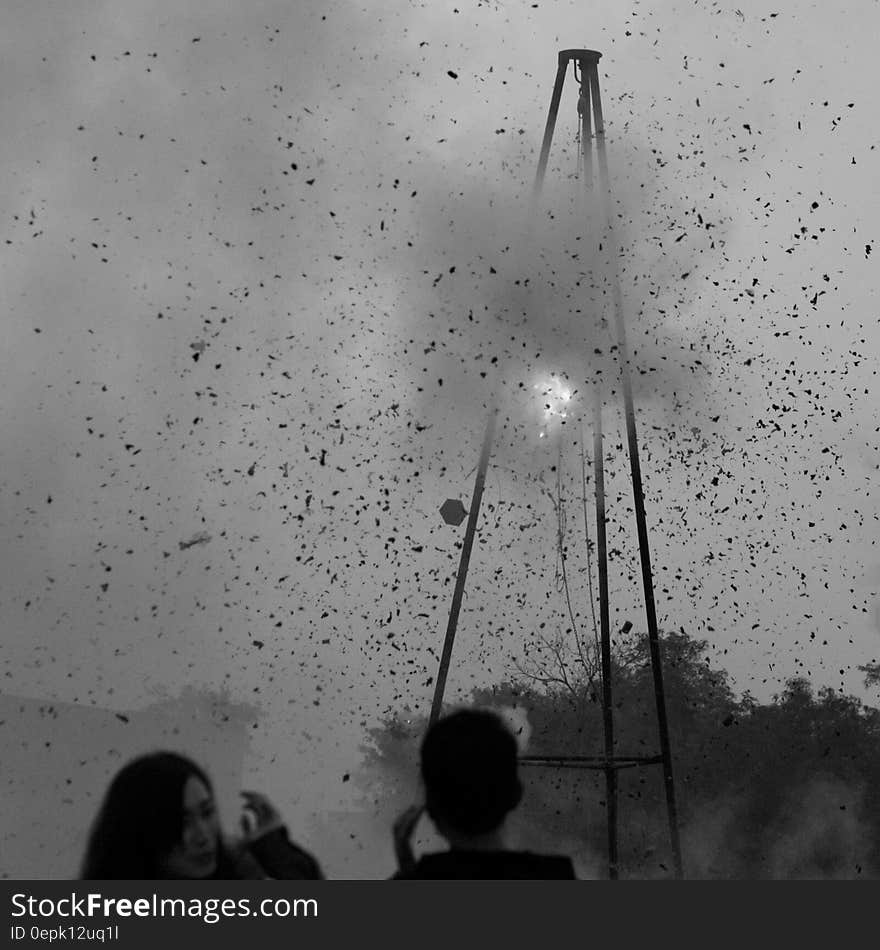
[80,751,322,880]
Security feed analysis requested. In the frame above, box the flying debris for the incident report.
[178,531,212,551]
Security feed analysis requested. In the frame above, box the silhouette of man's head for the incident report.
[420,709,523,838]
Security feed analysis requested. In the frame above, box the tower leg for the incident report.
[589,63,684,880]
[533,58,568,200]
[429,406,498,726]
[593,386,618,880]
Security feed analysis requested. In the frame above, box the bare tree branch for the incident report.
[517,436,610,701]
[579,427,601,663]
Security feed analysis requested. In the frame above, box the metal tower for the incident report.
[429,49,685,880]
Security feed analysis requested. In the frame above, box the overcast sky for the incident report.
[1,0,878,877]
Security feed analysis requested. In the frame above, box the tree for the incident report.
[353,629,880,878]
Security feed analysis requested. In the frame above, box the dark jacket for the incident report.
[221,828,323,880]
[393,850,576,880]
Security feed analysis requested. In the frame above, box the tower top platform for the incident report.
[558,49,602,65]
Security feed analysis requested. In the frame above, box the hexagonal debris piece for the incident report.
[439,498,467,526]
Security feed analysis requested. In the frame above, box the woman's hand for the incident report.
[392,804,424,875]
[239,790,285,842]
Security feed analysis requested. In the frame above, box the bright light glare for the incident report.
[533,375,574,439]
